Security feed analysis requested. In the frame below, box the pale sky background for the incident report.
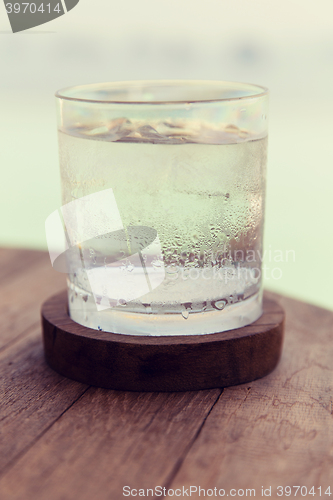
[0,0,332,309]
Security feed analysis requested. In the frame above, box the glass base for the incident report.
[68,290,262,336]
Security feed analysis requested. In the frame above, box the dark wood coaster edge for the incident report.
[41,291,285,392]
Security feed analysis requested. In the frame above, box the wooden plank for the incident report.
[0,249,89,486]
[0,248,221,500]
[0,249,332,500]
[0,325,88,475]
[0,248,48,285]
[0,251,65,351]
[166,292,333,497]
[0,388,221,500]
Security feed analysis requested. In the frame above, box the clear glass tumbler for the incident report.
[54,81,268,336]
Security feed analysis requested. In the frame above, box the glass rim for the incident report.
[55,80,268,105]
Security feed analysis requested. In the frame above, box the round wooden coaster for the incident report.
[41,291,285,392]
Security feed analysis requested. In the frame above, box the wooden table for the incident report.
[0,248,332,500]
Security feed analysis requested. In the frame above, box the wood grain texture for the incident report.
[42,291,284,391]
[0,388,221,500]
[0,250,86,478]
[0,326,88,474]
[0,249,332,500]
[167,291,333,497]
[0,252,65,351]
[0,248,46,284]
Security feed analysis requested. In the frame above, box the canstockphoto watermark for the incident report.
[194,246,296,265]
[3,0,80,33]
[45,188,295,311]
[164,244,296,284]
[165,263,290,283]
[123,485,332,497]
[123,485,257,497]
[45,189,165,311]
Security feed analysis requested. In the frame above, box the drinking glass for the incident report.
[53,81,268,336]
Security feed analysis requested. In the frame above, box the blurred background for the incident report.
[1,0,332,310]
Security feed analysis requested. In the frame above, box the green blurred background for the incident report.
[1,0,332,310]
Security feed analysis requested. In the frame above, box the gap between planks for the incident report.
[0,386,224,500]
[0,387,90,481]
[159,388,223,499]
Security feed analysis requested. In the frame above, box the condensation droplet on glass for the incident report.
[152,259,163,268]
[166,265,178,275]
[212,299,227,310]
[181,308,189,319]
[229,294,237,304]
